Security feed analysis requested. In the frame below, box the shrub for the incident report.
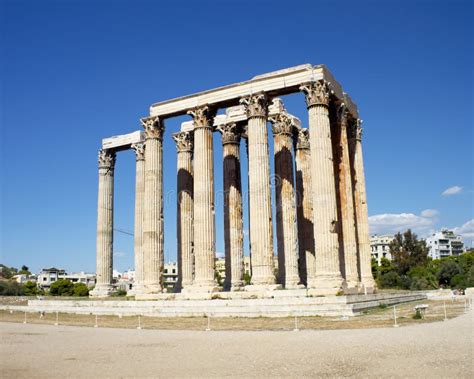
[413,309,423,319]
[378,271,400,288]
[73,283,89,297]
[0,280,23,295]
[49,279,74,296]
[23,281,42,296]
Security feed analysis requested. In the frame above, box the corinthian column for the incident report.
[90,149,116,297]
[187,105,218,291]
[269,113,300,288]
[336,106,360,291]
[240,93,276,288]
[349,120,376,293]
[140,116,165,294]
[300,81,343,295]
[294,128,315,287]
[216,123,244,291]
[172,131,194,290]
[129,143,146,295]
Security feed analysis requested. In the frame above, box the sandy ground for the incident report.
[1,310,472,378]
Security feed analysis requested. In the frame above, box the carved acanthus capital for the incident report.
[98,149,116,171]
[140,116,164,140]
[187,105,216,129]
[295,128,310,150]
[131,142,145,161]
[239,93,268,119]
[300,80,331,108]
[337,103,350,130]
[269,113,293,137]
[172,131,194,153]
[216,122,241,145]
[348,119,363,142]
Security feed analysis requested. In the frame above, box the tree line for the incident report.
[372,230,474,291]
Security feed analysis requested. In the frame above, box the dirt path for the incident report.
[1,310,472,378]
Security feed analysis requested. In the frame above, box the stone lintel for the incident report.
[102,130,145,151]
[149,64,358,119]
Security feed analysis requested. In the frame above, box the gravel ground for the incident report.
[1,310,472,378]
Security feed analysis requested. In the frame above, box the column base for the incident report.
[342,279,361,295]
[284,283,306,290]
[89,285,115,298]
[360,277,377,294]
[307,274,344,296]
[127,284,146,297]
[245,284,282,292]
[143,283,163,294]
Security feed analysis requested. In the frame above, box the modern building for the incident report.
[426,229,464,259]
[370,235,394,265]
[37,268,95,289]
[163,262,178,289]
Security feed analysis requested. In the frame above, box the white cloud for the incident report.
[442,186,463,196]
[216,251,225,259]
[453,219,474,240]
[114,251,126,258]
[369,212,435,236]
[420,209,439,218]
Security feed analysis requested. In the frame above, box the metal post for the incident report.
[94,314,98,328]
[443,301,447,321]
[23,311,27,324]
[293,315,299,332]
[54,311,59,326]
[137,315,142,330]
[464,298,467,313]
[393,306,399,328]
[205,316,211,331]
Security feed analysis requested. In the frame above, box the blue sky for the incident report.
[1,0,472,273]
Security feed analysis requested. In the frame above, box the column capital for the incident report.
[98,149,116,170]
[336,103,350,128]
[294,128,310,150]
[172,131,194,152]
[187,105,216,129]
[269,113,293,137]
[140,116,164,140]
[131,142,145,161]
[349,119,363,142]
[216,122,241,145]
[300,80,331,108]
[239,93,268,119]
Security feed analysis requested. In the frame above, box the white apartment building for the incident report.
[426,229,464,259]
[370,235,394,265]
[37,268,95,289]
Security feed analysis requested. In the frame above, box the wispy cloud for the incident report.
[369,212,436,236]
[453,219,474,240]
[114,251,126,258]
[420,209,439,218]
[442,185,463,196]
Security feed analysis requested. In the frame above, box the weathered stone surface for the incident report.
[90,149,116,297]
[216,123,244,291]
[301,81,344,295]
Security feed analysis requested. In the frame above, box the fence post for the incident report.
[205,316,211,331]
[94,314,98,328]
[293,315,299,332]
[23,311,27,324]
[137,315,142,330]
[443,301,448,321]
[54,311,59,326]
[393,306,399,328]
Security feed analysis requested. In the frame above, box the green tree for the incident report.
[19,265,31,275]
[49,279,74,296]
[0,265,18,279]
[73,283,89,297]
[390,230,428,275]
[437,260,461,287]
[0,280,23,295]
[243,272,251,286]
[22,281,41,296]
[371,257,378,277]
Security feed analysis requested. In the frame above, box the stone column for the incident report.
[336,106,360,291]
[294,128,315,287]
[269,113,300,288]
[187,105,218,291]
[216,123,244,291]
[349,120,376,293]
[172,131,194,290]
[129,143,146,295]
[240,93,276,288]
[300,81,343,294]
[140,116,165,294]
[90,149,116,297]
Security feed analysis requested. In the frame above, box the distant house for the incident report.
[370,235,395,265]
[37,268,95,289]
[426,229,464,259]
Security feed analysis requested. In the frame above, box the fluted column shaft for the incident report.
[336,108,360,289]
[240,94,275,286]
[131,143,145,294]
[173,132,194,290]
[349,122,376,292]
[141,116,165,294]
[218,123,244,290]
[271,114,299,288]
[91,149,116,297]
[189,106,217,289]
[294,129,315,287]
[301,81,343,294]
